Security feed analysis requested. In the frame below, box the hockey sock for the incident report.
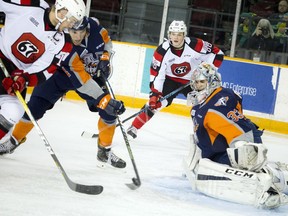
[98,118,116,147]
[132,108,155,129]
[12,119,34,143]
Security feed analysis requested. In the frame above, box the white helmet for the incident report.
[187,62,221,106]
[55,0,86,23]
[167,20,187,37]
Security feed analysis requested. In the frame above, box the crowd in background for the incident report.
[237,0,288,53]
[1,0,288,63]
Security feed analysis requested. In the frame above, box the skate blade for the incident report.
[96,160,127,173]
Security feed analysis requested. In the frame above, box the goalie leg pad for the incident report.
[264,162,288,194]
[182,134,202,190]
[193,158,288,208]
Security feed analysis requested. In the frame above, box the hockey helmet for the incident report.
[55,0,86,28]
[167,20,187,37]
[71,16,89,31]
[187,62,221,106]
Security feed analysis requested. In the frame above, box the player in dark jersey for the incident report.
[0,4,126,167]
[127,20,224,139]
[183,62,288,208]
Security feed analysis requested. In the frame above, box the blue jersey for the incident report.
[75,17,111,69]
[26,16,114,122]
[191,87,260,163]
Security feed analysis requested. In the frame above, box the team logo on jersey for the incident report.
[171,62,191,77]
[12,33,45,64]
[214,96,229,106]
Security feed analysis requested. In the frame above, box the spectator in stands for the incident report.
[237,12,257,48]
[268,0,288,36]
[244,18,283,52]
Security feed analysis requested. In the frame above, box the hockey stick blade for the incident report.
[73,183,103,195]
[126,177,141,190]
[81,131,98,139]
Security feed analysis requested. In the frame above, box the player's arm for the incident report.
[147,46,168,109]
[204,109,267,172]
[189,37,224,68]
[1,0,49,8]
[62,52,125,116]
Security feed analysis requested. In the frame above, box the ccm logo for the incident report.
[225,168,254,178]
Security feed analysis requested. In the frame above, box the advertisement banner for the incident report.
[141,48,278,114]
[220,60,279,114]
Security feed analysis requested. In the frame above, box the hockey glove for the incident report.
[149,91,162,109]
[97,94,126,116]
[96,51,111,79]
[2,69,28,95]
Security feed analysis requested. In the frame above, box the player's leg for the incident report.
[97,108,126,168]
[186,158,288,208]
[0,74,69,154]
[0,95,25,154]
[127,78,179,138]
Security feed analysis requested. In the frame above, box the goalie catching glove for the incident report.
[2,69,38,95]
[97,94,125,116]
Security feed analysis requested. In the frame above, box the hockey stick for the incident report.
[0,59,103,195]
[101,74,141,189]
[81,82,190,139]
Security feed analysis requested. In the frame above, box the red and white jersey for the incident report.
[0,0,66,77]
[150,37,224,93]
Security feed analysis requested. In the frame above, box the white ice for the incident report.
[1,99,288,216]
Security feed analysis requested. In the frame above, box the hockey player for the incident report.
[0,16,126,168]
[0,0,88,142]
[182,62,288,209]
[127,20,224,139]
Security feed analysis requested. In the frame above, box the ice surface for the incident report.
[1,99,288,216]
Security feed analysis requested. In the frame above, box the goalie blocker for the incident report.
[183,136,288,209]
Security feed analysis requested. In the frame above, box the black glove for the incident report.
[97,59,110,79]
[105,98,125,116]
[97,94,125,116]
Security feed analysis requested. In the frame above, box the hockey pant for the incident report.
[0,95,25,141]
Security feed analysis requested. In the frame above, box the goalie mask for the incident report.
[187,62,221,106]
[55,0,86,29]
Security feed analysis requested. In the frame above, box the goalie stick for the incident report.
[0,59,103,195]
[101,72,141,189]
[81,82,190,139]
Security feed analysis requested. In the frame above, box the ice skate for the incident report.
[0,136,23,155]
[97,144,126,168]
